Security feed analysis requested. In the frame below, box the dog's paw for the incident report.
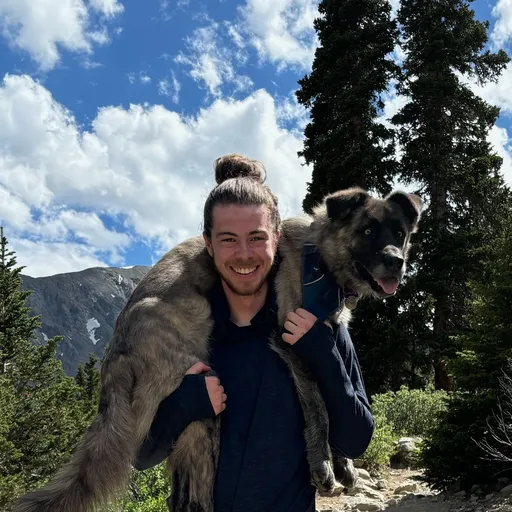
[333,456,359,489]
[311,461,343,497]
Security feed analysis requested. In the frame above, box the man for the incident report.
[134,154,374,512]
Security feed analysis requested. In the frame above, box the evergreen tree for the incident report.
[296,0,400,212]
[75,353,101,421]
[295,0,435,394]
[0,227,94,509]
[391,0,510,390]
[420,198,512,490]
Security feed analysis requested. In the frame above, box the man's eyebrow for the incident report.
[215,230,267,237]
[216,231,237,237]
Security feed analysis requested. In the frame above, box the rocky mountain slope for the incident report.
[21,265,151,375]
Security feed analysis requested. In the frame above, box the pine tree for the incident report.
[294,0,432,395]
[0,227,94,508]
[296,0,400,212]
[420,199,512,490]
[391,0,510,390]
[75,353,101,421]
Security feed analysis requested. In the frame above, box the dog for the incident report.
[12,186,422,512]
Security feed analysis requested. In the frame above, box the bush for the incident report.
[356,385,449,472]
[357,412,396,472]
[103,463,170,512]
[371,385,449,438]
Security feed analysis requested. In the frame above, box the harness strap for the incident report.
[301,243,358,321]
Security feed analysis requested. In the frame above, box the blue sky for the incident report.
[1,0,511,277]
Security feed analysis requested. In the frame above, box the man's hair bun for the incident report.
[214,153,267,185]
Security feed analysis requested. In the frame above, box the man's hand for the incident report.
[282,308,318,345]
[282,308,334,345]
[185,362,227,415]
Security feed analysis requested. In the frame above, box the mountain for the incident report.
[20,265,151,376]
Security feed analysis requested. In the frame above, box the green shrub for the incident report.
[357,412,396,472]
[370,385,449,438]
[356,385,449,472]
[103,463,170,512]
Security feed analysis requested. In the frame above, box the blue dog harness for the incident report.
[301,243,358,321]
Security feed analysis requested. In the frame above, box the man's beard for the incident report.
[221,270,269,297]
[214,255,274,297]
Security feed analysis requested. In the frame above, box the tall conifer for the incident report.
[392,0,510,389]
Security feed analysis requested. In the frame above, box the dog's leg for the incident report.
[332,454,358,489]
[270,336,343,497]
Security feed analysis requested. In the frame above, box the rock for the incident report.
[376,479,388,490]
[351,500,384,511]
[392,437,423,468]
[347,482,385,502]
[357,469,373,482]
[453,490,466,498]
[393,482,420,494]
[500,483,512,496]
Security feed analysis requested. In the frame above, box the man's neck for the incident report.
[222,280,268,327]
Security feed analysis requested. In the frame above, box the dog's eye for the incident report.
[364,228,372,235]
[397,231,404,239]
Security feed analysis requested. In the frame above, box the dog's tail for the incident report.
[11,359,150,512]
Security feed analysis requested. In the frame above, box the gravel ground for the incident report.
[315,468,512,512]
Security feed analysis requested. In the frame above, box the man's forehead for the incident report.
[212,204,271,233]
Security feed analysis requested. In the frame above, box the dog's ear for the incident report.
[325,188,369,223]
[386,191,423,229]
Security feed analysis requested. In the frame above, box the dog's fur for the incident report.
[12,187,422,512]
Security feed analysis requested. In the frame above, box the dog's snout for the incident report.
[382,252,404,272]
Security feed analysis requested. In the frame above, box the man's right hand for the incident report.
[185,362,227,415]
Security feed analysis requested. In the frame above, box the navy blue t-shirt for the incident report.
[134,276,374,512]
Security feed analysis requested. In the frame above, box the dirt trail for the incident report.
[315,468,512,512]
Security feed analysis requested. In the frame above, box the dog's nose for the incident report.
[382,252,404,272]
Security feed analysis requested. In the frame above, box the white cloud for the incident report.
[488,124,512,186]
[158,72,181,103]
[467,62,512,116]
[128,71,152,85]
[491,0,512,49]
[237,0,319,71]
[4,236,108,277]
[0,73,311,277]
[0,0,123,71]
[275,90,309,137]
[88,0,124,18]
[389,0,400,17]
[87,27,110,46]
[58,210,130,253]
[139,73,151,84]
[175,19,252,97]
[0,185,32,229]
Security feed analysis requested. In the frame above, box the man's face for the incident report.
[204,203,280,297]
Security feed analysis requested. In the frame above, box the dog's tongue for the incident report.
[375,277,399,295]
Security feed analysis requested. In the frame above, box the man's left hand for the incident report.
[282,308,332,345]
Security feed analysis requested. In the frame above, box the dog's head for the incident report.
[316,187,423,299]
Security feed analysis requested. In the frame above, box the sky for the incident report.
[1,0,512,278]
